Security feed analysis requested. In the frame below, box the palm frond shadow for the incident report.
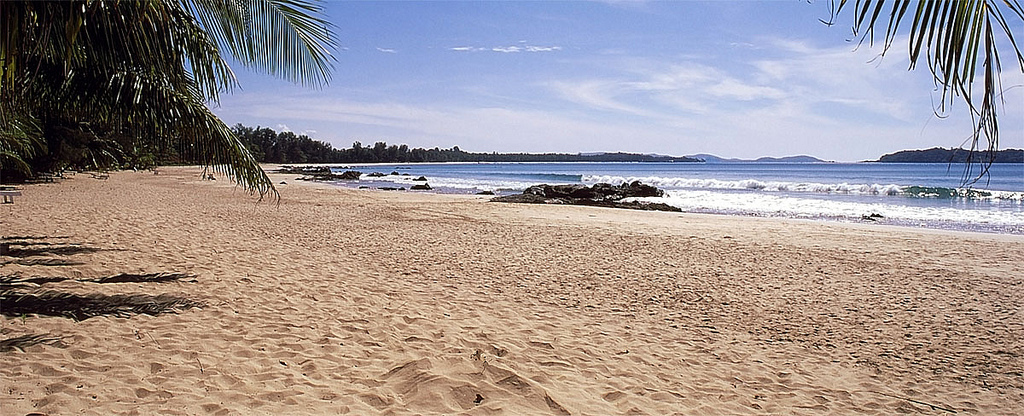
[1,236,71,241]
[1,244,102,257]
[1,272,196,289]
[1,258,85,267]
[1,273,202,321]
[0,334,66,352]
[0,291,204,321]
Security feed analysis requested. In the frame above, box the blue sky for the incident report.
[212,1,1024,161]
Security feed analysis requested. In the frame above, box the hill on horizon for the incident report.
[687,154,827,163]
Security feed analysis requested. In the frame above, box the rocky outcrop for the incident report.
[279,166,362,181]
[492,181,680,212]
[337,170,362,180]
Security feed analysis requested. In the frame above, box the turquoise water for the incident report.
[331,162,1024,234]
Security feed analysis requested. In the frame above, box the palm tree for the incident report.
[827,0,1024,180]
[0,0,336,199]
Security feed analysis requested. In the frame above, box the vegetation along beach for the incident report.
[2,1,1023,415]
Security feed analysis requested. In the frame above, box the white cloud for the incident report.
[706,78,785,101]
[525,46,562,52]
[452,44,562,53]
[376,47,397,53]
[216,32,1008,161]
[276,123,291,133]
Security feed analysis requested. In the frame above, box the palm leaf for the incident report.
[1,0,334,196]
[832,0,1024,182]
[185,0,336,88]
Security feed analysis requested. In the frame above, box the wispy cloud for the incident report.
[216,31,1015,161]
[376,47,397,53]
[451,44,562,53]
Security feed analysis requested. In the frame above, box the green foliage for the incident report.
[0,0,336,198]
[232,124,702,164]
[876,147,1024,163]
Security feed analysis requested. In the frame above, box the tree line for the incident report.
[232,125,700,164]
[876,147,1024,163]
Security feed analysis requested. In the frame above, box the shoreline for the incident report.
[3,166,1023,414]
[272,168,1024,239]
[270,161,1024,236]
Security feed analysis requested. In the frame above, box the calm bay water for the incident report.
[332,162,1024,234]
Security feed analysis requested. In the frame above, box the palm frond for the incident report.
[1,0,333,195]
[186,0,336,88]
[832,0,1024,182]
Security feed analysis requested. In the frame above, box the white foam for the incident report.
[354,174,533,192]
[635,190,1024,227]
[584,174,907,195]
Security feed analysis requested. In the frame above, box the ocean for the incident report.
[327,162,1024,234]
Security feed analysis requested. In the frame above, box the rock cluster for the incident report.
[492,181,681,212]
[278,166,362,181]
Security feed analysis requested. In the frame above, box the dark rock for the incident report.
[611,201,682,212]
[491,181,676,212]
[413,176,428,181]
[367,172,387,177]
[518,182,663,201]
[291,168,362,181]
[378,187,402,191]
[278,165,328,175]
[390,171,400,176]
[476,191,495,195]
[279,181,287,185]
[338,170,362,180]
[359,186,370,189]
[623,180,663,198]
[524,185,547,196]
[411,183,432,190]
[491,194,549,204]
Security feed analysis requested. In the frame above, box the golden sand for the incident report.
[1,166,1022,415]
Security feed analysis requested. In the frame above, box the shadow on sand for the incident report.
[1,237,204,350]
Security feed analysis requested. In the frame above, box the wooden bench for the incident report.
[1,189,21,204]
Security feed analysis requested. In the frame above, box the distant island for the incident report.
[875,147,1024,163]
[686,154,827,163]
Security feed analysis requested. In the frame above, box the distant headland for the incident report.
[686,154,827,163]
[874,147,1024,163]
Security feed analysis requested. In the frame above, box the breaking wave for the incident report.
[582,175,1023,201]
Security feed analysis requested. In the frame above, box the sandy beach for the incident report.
[2,166,1022,415]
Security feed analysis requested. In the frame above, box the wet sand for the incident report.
[2,166,1022,415]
